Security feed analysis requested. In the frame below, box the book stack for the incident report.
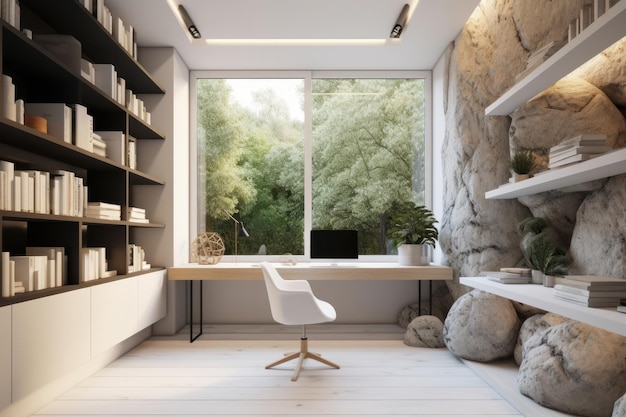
[554,275,626,307]
[516,40,566,82]
[1,247,67,297]
[86,202,121,220]
[80,247,117,283]
[481,268,531,284]
[128,244,150,273]
[548,134,611,169]
[128,206,149,223]
[91,133,107,158]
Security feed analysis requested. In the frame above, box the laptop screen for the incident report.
[310,230,358,259]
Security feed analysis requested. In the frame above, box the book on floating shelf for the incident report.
[550,134,607,153]
[516,40,567,82]
[548,153,601,168]
[481,268,531,284]
[553,275,626,308]
[555,275,626,289]
[549,145,612,162]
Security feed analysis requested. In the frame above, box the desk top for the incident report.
[168,262,453,281]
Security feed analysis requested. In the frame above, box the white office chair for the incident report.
[260,262,340,381]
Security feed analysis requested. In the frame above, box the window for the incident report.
[191,71,431,259]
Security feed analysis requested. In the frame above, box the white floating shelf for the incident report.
[460,277,626,337]
[485,148,626,199]
[485,0,626,116]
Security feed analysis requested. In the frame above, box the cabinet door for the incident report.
[91,278,138,356]
[137,269,166,330]
[12,289,91,401]
[0,306,10,409]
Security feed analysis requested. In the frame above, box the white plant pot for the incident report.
[509,173,530,183]
[531,269,544,284]
[398,244,431,266]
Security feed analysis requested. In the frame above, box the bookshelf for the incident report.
[485,148,626,199]
[460,277,626,337]
[0,0,166,306]
[485,0,626,116]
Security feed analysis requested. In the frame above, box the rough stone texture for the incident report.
[443,290,521,362]
[442,0,626,284]
[514,313,569,365]
[397,284,454,328]
[569,175,626,277]
[572,39,626,108]
[518,321,626,417]
[614,394,626,417]
[404,315,446,348]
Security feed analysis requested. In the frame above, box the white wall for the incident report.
[136,48,190,335]
[431,44,451,265]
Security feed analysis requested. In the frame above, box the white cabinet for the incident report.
[0,306,10,409]
[137,269,167,330]
[11,289,91,401]
[91,279,139,356]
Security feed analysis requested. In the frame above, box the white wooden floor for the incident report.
[30,325,573,417]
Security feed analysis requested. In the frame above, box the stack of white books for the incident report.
[481,268,531,284]
[548,134,611,169]
[85,202,121,220]
[128,206,149,223]
[80,247,117,283]
[516,40,566,82]
[554,276,626,307]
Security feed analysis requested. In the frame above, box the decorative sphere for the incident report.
[191,232,225,264]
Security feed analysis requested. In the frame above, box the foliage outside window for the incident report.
[194,73,428,257]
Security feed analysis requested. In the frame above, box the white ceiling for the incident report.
[105,0,480,71]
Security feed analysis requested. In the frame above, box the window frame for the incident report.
[189,70,432,263]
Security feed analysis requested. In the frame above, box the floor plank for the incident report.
[31,326,574,416]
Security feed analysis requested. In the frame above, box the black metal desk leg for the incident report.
[189,280,203,343]
[418,280,422,315]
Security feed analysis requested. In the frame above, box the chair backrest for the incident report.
[260,262,336,326]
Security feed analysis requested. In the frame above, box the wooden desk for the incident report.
[168,262,453,342]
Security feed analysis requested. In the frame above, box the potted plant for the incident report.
[389,202,438,266]
[518,217,571,286]
[510,150,535,183]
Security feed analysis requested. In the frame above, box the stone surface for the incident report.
[572,38,626,108]
[397,284,454,327]
[614,394,626,417]
[443,290,521,362]
[569,175,626,277]
[518,321,626,417]
[514,312,569,365]
[403,315,446,348]
[510,77,626,157]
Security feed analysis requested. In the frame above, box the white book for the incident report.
[93,63,117,100]
[26,247,64,288]
[72,104,92,152]
[0,160,14,211]
[548,153,599,168]
[2,74,16,122]
[51,170,75,216]
[1,251,10,297]
[88,201,121,210]
[554,284,626,298]
[550,134,607,153]
[15,170,28,212]
[13,175,20,212]
[15,98,23,124]
[24,103,72,143]
[80,58,95,83]
[32,255,48,290]
[128,136,137,169]
[580,3,594,30]
[12,255,35,292]
[549,145,612,161]
[95,131,125,164]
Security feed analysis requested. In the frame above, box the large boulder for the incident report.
[404,315,445,348]
[443,290,521,362]
[514,312,569,365]
[519,321,626,417]
[614,394,626,417]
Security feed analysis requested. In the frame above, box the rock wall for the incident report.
[441,0,626,281]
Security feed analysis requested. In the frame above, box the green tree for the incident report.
[311,79,424,254]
